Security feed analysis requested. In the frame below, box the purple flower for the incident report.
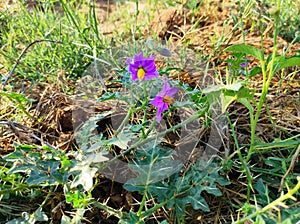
[240,62,248,68]
[150,80,179,122]
[126,52,159,81]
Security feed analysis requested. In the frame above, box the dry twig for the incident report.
[279,144,300,192]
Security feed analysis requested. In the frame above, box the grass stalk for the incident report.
[226,113,253,202]
[59,0,92,49]
[247,1,281,162]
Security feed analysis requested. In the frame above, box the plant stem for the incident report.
[137,192,147,217]
[227,113,253,202]
[141,82,149,138]
[247,2,281,162]
[39,186,54,208]
[115,106,134,135]
[109,112,201,163]
[140,200,167,218]
[145,118,157,137]
[235,176,300,224]
[91,200,123,219]
[0,185,39,195]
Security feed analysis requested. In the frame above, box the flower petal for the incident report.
[128,53,158,82]
[134,52,144,63]
[155,103,169,122]
[145,62,157,72]
[160,102,169,111]
[126,57,132,65]
[159,80,170,96]
[165,87,179,97]
[128,66,138,81]
[144,72,159,80]
[158,80,179,97]
[150,96,163,107]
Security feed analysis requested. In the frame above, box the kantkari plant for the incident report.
[91,52,228,223]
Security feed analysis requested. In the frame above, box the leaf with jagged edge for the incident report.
[107,132,136,150]
[5,207,48,224]
[75,111,113,152]
[124,146,183,193]
[70,163,98,191]
[5,144,70,185]
[119,211,141,224]
[149,160,230,217]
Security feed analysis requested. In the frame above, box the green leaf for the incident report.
[203,82,243,94]
[160,220,169,224]
[0,92,34,119]
[253,178,269,205]
[3,144,35,162]
[5,208,48,224]
[0,92,33,104]
[221,90,237,113]
[149,160,229,217]
[280,207,300,223]
[181,191,210,212]
[26,169,51,185]
[238,97,254,114]
[96,92,122,102]
[274,56,300,73]
[7,164,35,174]
[25,160,61,185]
[119,211,141,224]
[204,83,246,113]
[249,66,262,77]
[130,124,143,132]
[202,85,223,94]
[124,146,183,193]
[224,44,263,61]
[31,207,48,222]
[70,164,98,191]
[173,101,195,108]
[76,111,113,152]
[5,144,68,185]
[107,132,136,150]
[64,187,89,209]
[85,150,109,163]
[61,214,72,224]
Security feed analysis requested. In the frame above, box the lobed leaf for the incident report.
[124,146,183,193]
[70,164,98,191]
[96,91,122,102]
[148,160,229,217]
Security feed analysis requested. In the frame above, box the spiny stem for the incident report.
[109,112,201,164]
[235,176,300,224]
[39,186,54,208]
[91,200,123,219]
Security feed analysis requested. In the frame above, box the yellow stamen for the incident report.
[163,96,174,104]
[137,67,146,80]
